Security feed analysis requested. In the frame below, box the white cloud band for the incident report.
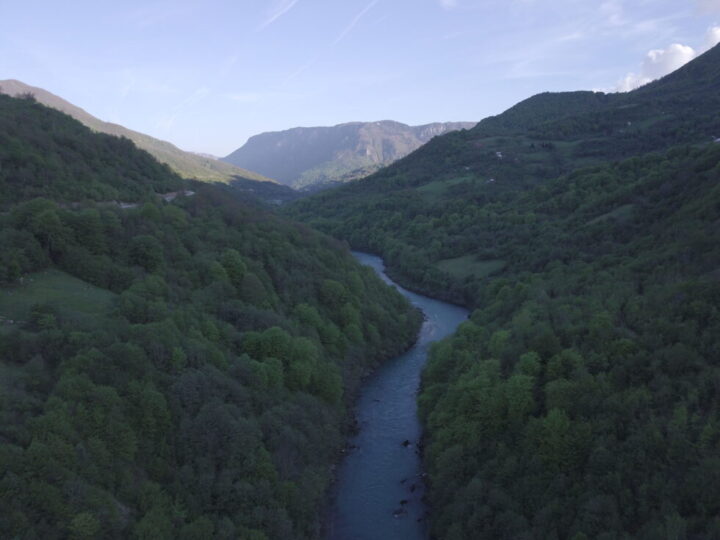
[616,26,720,92]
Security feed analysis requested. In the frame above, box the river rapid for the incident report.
[326,252,469,540]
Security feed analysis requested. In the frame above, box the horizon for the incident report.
[2,0,719,156]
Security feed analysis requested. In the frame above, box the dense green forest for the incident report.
[0,94,421,539]
[290,44,720,306]
[289,45,720,538]
[0,94,184,204]
[418,143,720,539]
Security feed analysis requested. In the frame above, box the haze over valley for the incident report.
[222,121,475,189]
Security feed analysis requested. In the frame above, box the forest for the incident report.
[289,44,720,539]
[417,143,720,538]
[0,94,422,539]
[290,44,720,307]
[3,37,720,540]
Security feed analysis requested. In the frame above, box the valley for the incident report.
[1,13,719,540]
[289,43,720,539]
[0,93,423,539]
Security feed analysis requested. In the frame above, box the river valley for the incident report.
[326,252,469,540]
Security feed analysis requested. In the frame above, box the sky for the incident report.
[1,0,719,156]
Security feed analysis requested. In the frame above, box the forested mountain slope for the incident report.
[289,44,720,538]
[0,93,184,204]
[0,94,421,539]
[0,80,272,184]
[419,143,720,539]
[289,43,720,305]
[223,120,474,189]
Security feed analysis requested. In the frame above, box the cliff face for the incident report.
[222,120,476,188]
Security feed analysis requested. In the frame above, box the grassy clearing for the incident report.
[436,255,506,280]
[418,176,474,197]
[587,204,635,226]
[0,269,115,328]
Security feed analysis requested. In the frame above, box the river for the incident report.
[325,252,469,540]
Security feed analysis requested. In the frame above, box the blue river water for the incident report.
[326,252,469,540]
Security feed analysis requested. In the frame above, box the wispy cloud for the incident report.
[225,90,301,104]
[258,0,300,31]
[333,0,381,46]
[115,68,177,100]
[600,0,627,27]
[157,86,210,131]
[282,0,382,85]
[439,0,458,9]
[283,58,318,85]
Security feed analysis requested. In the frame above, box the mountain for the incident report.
[0,79,273,184]
[0,92,421,539]
[222,120,475,188]
[0,94,185,205]
[290,43,720,298]
[289,44,720,538]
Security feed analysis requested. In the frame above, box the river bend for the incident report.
[326,252,469,540]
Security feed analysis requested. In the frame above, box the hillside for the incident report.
[0,79,273,184]
[290,43,720,301]
[289,44,720,538]
[417,142,720,539]
[0,93,421,539]
[0,93,184,205]
[222,120,475,188]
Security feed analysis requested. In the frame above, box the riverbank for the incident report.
[324,252,468,540]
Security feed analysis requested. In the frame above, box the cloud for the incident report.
[225,91,299,104]
[282,0,381,85]
[615,26,720,92]
[600,0,626,27]
[333,0,381,46]
[616,44,695,91]
[704,25,720,49]
[258,0,300,31]
[439,0,457,8]
[157,86,211,130]
[697,0,720,13]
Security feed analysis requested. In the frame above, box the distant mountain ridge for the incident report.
[0,79,273,184]
[222,120,475,188]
